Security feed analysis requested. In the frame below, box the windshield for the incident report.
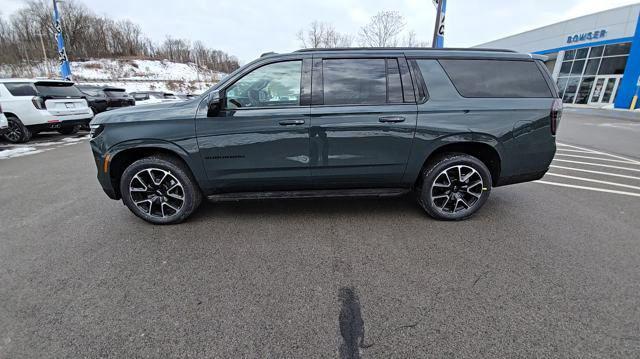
[35,83,84,98]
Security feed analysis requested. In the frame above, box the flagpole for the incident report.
[53,0,72,80]
[432,0,447,48]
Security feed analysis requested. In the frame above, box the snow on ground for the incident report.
[0,147,40,159]
[72,59,224,82]
[0,135,90,160]
[0,59,226,94]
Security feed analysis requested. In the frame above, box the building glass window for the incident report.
[559,61,572,76]
[564,49,576,60]
[598,56,628,75]
[589,46,604,58]
[555,42,630,104]
[575,77,595,104]
[575,48,588,59]
[584,58,600,76]
[571,60,585,75]
[604,43,631,56]
[556,77,569,97]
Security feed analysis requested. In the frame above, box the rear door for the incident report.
[309,55,418,188]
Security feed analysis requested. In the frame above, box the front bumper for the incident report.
[90,138,119,200]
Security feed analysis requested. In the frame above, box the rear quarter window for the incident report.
[4,83,38,97]
[438,59,552,98]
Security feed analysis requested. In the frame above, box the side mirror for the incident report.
[207,91,222,117]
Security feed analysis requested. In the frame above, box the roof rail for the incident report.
[260,51,278,57]
[294,47,517,53]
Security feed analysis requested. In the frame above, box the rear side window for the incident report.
[386,59,403,103]
[4,83,38,96]
[438,59,552,98]
[34,83,83,98]
[323,59,387,105]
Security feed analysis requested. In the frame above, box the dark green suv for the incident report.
[89,48,561,224]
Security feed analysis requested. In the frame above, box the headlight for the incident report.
[89,124,104,139]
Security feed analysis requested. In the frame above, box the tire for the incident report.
[57,125,80,135]
[120,155,202,225]
[417,153,492,221]
[3,116,32,143]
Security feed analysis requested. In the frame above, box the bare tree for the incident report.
[402,30,431,47]
[358,10,406,47]
[0,0,240,74]
[297,21,352,48]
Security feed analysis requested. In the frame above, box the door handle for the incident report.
[279,119,305,126]
[379,116,406,123]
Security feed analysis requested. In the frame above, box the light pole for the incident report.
[38,30,51,78]
[432,0,447,48]
[52,0,72,80]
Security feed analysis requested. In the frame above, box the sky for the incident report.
[1,0,639,63]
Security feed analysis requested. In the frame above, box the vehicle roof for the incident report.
[262,47,546,61]
[0,78,74,84]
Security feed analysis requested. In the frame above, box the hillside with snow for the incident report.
[0,59,226,94]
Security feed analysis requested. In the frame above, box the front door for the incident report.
[309,57,417,188]
[196,59,311,193]
[589,75,622,105]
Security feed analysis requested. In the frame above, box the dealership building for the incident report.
[476,4,640,109]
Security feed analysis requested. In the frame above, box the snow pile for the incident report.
[0,147,41,159]
[0,58,226,94]
[72,59,224,82]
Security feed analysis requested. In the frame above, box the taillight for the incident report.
[32,96,46,110]
[550,98,562,136]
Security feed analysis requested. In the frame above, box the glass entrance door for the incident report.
[589,75,622,105]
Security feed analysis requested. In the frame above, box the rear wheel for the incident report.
[3,116,31,143]
[417,153,492,221]
[120,155,202,225]
[57,125,80,135]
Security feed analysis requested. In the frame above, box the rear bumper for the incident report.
[28,118,92,132]
[495,169,548,187]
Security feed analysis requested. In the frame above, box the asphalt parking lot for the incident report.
[1,111,639,358]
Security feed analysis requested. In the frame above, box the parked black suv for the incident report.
[90,48,561,224]
[77,85,135,114]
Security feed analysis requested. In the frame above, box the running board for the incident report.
[207,188,410,202]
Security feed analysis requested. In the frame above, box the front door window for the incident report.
[225,61,302,109]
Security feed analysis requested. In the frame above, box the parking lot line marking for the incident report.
[557,143,640,164]
[555,154,640,165]
[556,148,599,154]
[550,165,640,181]
[546,173,640,191]
[553,159,640,172]
[535,180,640,198]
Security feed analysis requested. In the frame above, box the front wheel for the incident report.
[120,155,202,225]
[417,153,492,221]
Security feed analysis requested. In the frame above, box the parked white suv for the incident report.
[0,79,93,143]
[0,105,8,137]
